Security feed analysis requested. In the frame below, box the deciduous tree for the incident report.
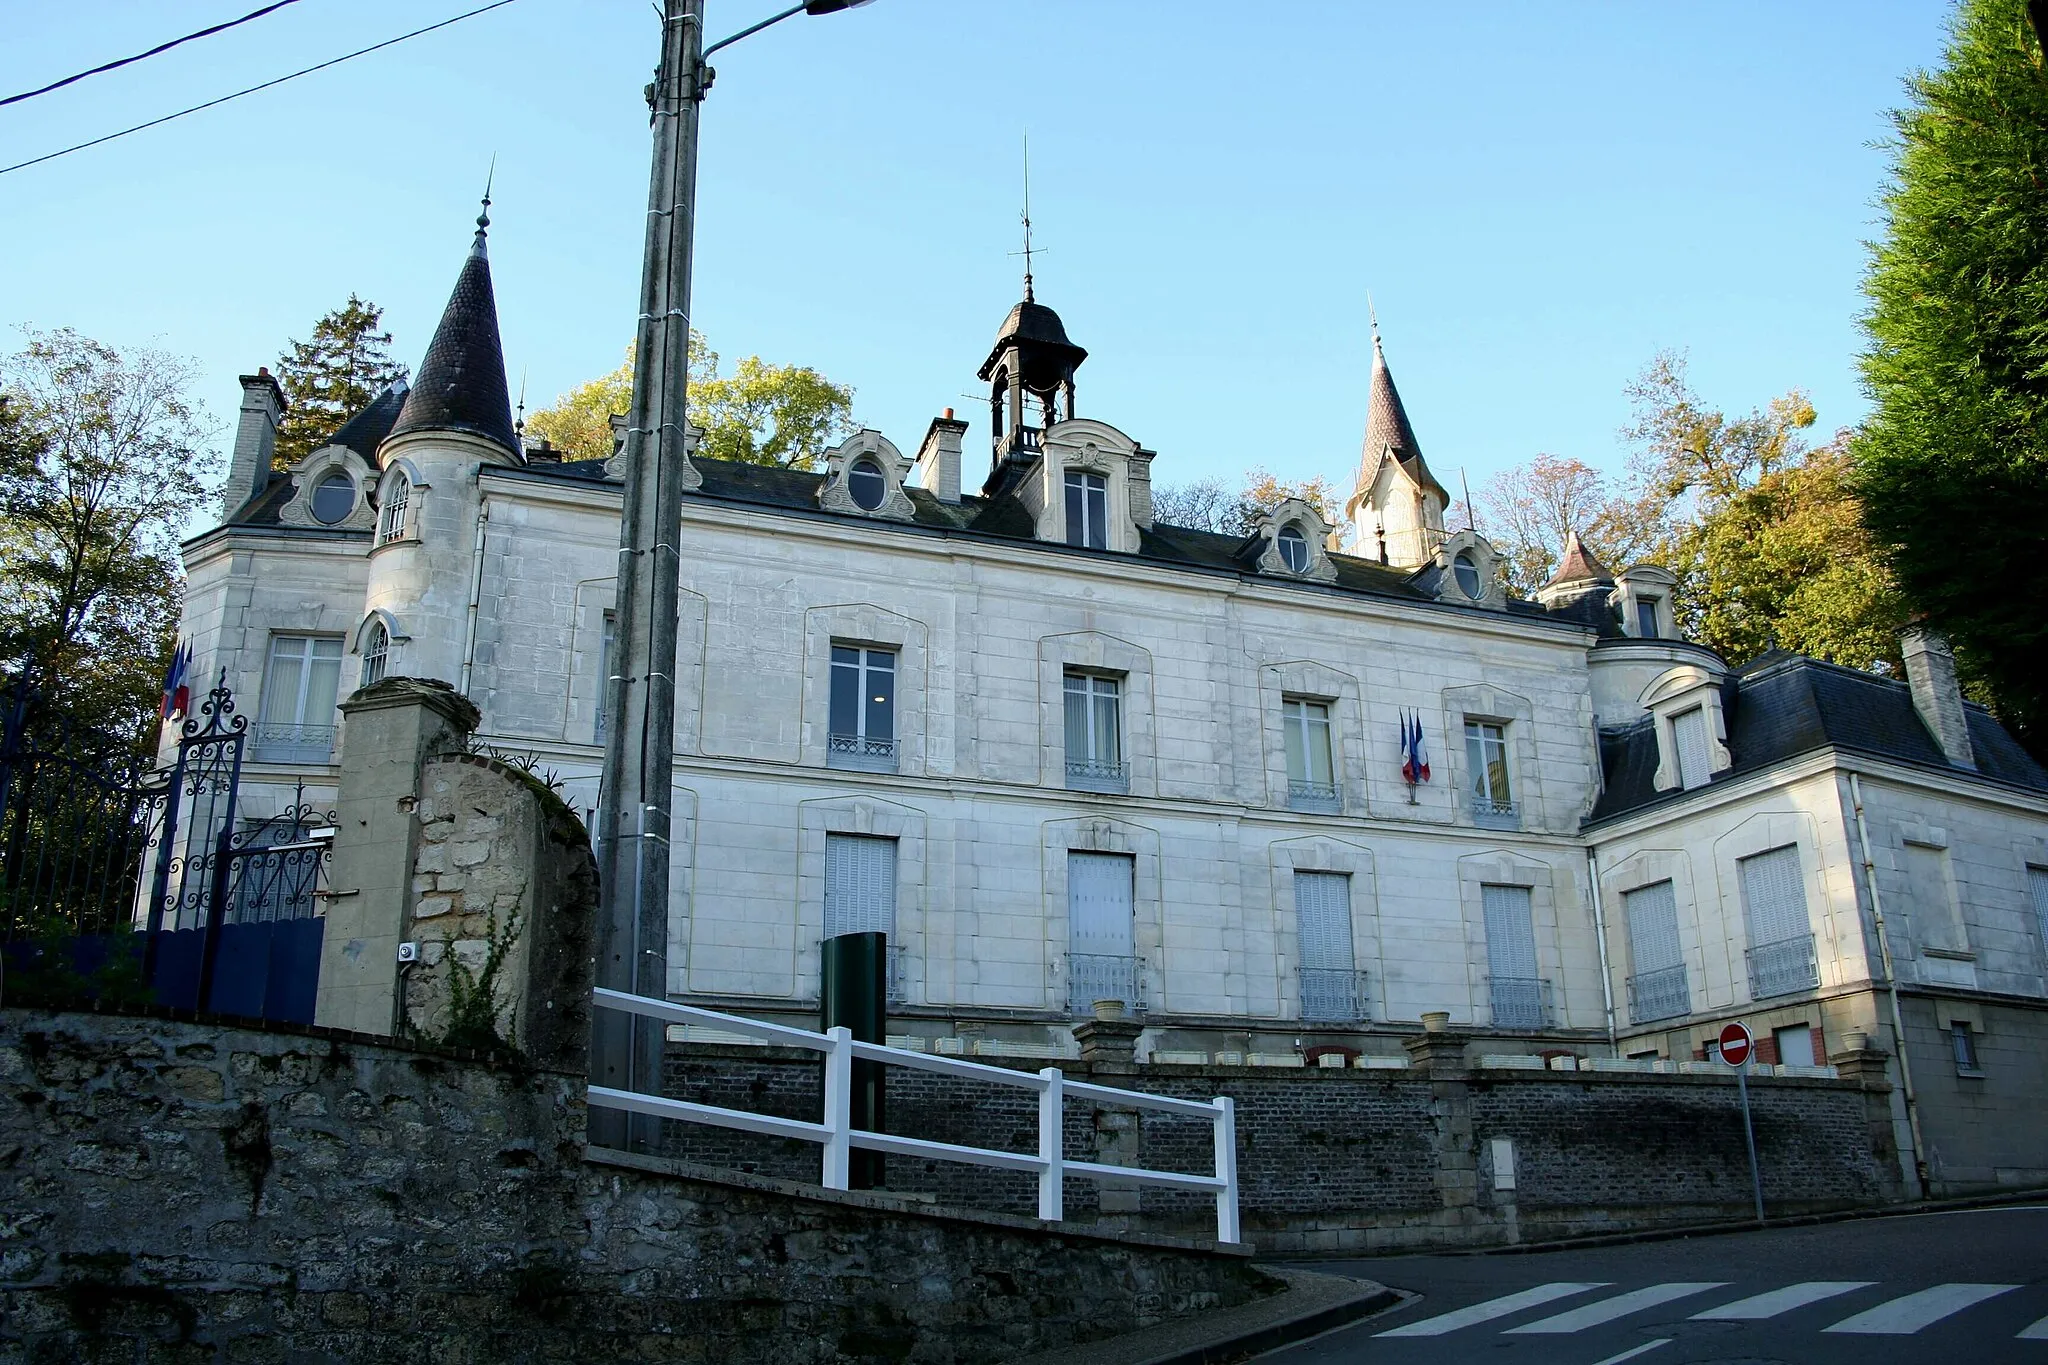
[1152,468,1340,536]
[1855,0,2048,748]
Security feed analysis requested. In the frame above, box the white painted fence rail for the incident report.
[588,987,1241,1243]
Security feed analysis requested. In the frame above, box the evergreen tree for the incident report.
[1856,0,2048,750]
[272,295,407,466]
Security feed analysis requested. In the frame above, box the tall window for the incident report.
[256,635,342,761]
[825,833,901,1003]
[1282,697,1337,809]
[1740,845,1817,998]
[1064,470,1108,550]
[595,612,616,742]
[1067,851,1136,1013]
[1636,597,1660,638]
[1672,706,1711,790]
[1295,871,1362,1021]
[1624,879,1689,1023]
[360,621,389,687]
[828,645,896,771]
[2029,866,2048,959]
[1483,883,1546,1028]
[1276,524,1310,573]
[1950,1021,1981,1073]
[1464,720,1514,823]
[376,473,411,546]
[1063,671,1124,788]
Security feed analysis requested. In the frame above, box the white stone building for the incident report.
[178,215,2048,1190]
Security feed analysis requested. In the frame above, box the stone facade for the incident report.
[0,1009,1274,1362]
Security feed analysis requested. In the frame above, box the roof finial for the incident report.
[1368,291,1383,355]
[473,155,495,255]
[1019,132,1036,303]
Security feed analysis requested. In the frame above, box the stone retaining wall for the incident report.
[0,1008,1273,1363]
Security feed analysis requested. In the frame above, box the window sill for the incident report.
[1955,1067,1987,1080]
[1922,947,1977,962]
[827,751,899,775]
[1471,809,1521,832]
[1287,796,1342,815]
[1065,775,1130,796]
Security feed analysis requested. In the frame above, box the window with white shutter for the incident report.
[1483,884,1546,1028]
[1740,844,1817,997]
[1623,878,1690,1024]
[1672,706,1712,790]
[2029,866,2048,959]
[1294,872,1360,1021]
[824,834,896,940]
[1067,852,1136,1012]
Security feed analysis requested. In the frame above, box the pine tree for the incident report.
[272,295,407,466]
[1856,0,2048,751]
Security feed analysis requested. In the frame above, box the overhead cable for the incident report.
[2,1,305,109]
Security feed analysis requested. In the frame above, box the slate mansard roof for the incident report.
[1590,652,2048,824]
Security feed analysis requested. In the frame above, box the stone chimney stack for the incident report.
[914,409,968,505]
[225,369,286,513]
[1901,624,1976,770]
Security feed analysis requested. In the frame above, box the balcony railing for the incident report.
[1288,779,1341,813]
[1470,794,1520,830]
[828,732,898,773]
[1626,964,1692,1024]
[1747,933,1818,1000]
[1066,952,1144,1016]
[1065,756,1129,793]
[1487,975,1553,1030]
[999,426,1043,459]
[249,721,336,764]
[1299,967,1371,1023]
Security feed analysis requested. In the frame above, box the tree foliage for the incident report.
[273,296,407,467]
[1473,453,1667,594]
[1152,468,1340,536]
[0,328,219,741]
[524,334,855,470]
[1855,0,2048,745]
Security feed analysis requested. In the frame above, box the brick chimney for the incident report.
[913,409,968,504]
[1900,624,1976,770]
[225,368,286,513]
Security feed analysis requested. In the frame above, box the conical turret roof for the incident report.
[1356,334,1445,500]
[1540,530,1616,591]
[387,206,519,459]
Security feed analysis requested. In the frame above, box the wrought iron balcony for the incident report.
[249,722,336,764]
[1065,952,1144,1016]
[1470,794,1520,829]
[827,732,898,773]
[1288,779,1341,813]
[998,426,1043,460]
[1747,933,1818,1000]
[1626,964,1692,1024]
[1299,967,1371,1023]
[1065,756,1129,792]
[1487,975,1553,1030]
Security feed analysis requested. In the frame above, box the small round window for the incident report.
[1453,550,1483,599]
[1276,524,1309,574]
[309,473,356,525]
[847,459,886,511]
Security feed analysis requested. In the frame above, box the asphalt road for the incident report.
[1258,1206,2048,1365]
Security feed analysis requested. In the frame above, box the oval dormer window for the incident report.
[847,459,886,511]
[1453,550,1483,599]
[310,473,355,525]
[1277,524,1309,574]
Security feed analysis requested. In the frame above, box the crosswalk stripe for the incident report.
[1375,1282,1610,1337]
[1690,1281,1877,1320]
[1822,1283,2020,1334]
[1507,1283,1728,1334]
[2013,1311,2048,1340]
[1588,1342,1671,1365]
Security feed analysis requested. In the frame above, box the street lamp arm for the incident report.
[701,3,805,61]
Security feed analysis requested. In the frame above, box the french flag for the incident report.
[1400,709,1431,785]
[160,641,191,721]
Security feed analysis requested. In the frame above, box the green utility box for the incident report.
[820,931,887,1188]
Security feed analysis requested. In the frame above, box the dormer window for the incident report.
[848,459,886,511]
[1065,471,1108,549]
[1636,597,1661,639]
[1277,524,1309,574]
[1454,550,1483,599]
[1672,705,1711,789]
[310,473,356,525]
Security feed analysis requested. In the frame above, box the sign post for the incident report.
[1719,1021,1765,1226]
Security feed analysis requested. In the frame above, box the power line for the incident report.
[0,0,520,179]
[1,1,305,109]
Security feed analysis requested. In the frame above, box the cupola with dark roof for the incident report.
[1535,529,1620,630]
[385,198,520,461]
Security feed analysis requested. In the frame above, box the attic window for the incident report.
[310,473,355,525]
[1277,525,1309,574]
[1637,598,1661,638]
[1453,551,1482,599]
[848,459,886,511]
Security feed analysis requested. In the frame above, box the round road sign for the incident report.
[1718,1021,1754,1067]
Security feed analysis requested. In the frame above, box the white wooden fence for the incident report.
[588,987,1241,1243]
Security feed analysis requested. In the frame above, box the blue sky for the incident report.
[2,1,1949,501]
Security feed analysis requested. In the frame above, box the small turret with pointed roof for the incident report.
[386,192,520,460]
[1536,529,1620,629]
[1344,313,1450,568]
[1356,326,1444,501]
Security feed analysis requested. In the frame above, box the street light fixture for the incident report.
[590,0,876,1153]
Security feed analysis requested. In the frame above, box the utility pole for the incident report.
[591,0,705,1152]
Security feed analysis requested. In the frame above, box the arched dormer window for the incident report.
[377,471,411,546]
[1277,524,1310,574]
[847,458,886,511]
[309,472,357,525]
[1453,550,1483,599]
[361,620,389,686]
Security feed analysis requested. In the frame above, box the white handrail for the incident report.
[589,988,1241,1244]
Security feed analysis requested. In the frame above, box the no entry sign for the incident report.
[1719,1021,1754,1067]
